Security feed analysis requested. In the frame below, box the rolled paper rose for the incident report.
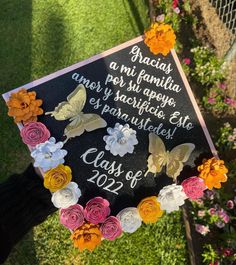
[137,196,163,224]
[198,157,228,189]
[51,182,81,209]
[60,204,84,230]
[84,197,110,224]
[181,176,207,200]
[100,216,122,240]
[44,164,72,192]
[116,207,142,233]
[144,23,176,56]
[157,184,187,213]
[20,121,50,147]
[71,222,102,252]
[7,88,43,124]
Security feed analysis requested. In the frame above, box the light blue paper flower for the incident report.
[103,123,138,157]
[31,137,67,172]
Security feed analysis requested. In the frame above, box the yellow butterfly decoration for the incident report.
[145,133,195,181]
[45,84,107,143]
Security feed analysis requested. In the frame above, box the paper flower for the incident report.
[7,88,43,124]
[116,207,142,233]
[103,123,138,157]
[60,204,84,230]
[31,137,67,172]
[84,197,110,224]
[157,184,187,213]
[181,176,206,200]
[71,222,102,252]
[100,216,122,241]
[198,157,228,189]
[51,182,81,209]
[44,164,72,192]
[20,121,50,147]
[144,23,176,56]
[137,196,163,223]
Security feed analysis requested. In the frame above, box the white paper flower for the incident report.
[31,137,67,172]
[51,182,81,209]
[157,184,187,213]
[103,123,138,157]
[116,207,142,233]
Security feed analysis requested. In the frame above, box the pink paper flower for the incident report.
[84,197,110,224]
[20,121,50,147]
[226,200,234,209]
[195,224,210,236]
[100,216,122,240]
[183,58,191,65]
[182,177,206,200]
[60,204,84,230]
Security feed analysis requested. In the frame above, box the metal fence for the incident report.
[209,0,236,36]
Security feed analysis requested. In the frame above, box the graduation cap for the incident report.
[3,35,217,215]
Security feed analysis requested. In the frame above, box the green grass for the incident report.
[5,211,188,265]
[0,1,189,264]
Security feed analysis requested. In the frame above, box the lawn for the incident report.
[0,0,189,264]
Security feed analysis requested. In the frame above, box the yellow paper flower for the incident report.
[144,23,176,56]
[7,88,43,124]
[137,196,163,224]
[198,157,228,190]
[71,222,102,252]
[44,164,72,192]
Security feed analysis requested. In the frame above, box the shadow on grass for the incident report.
[123,0,149,34]
[42,7,66,73]
[5,231,39,265]
[2,3,68,264]
[0,0,33,180]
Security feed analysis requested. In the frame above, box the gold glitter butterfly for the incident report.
[46,84,107,143]
[145,133,195,181]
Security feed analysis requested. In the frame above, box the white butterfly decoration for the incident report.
[145,133,195,181]
[45,84,107,143]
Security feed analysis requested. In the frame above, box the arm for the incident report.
[0,164,56,263]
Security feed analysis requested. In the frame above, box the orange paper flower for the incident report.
[137,196,163,224]
[7,88,43,124]
[198,157,228,190]
[44,164,72,192]
[71,222,102,252]
[144,23,176,56]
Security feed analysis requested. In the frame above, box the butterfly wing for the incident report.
[45,84,86,120]
[166,143,195,180]
[145,133,167,176]
[64,113,107,143]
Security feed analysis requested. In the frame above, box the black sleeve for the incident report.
[0,164,57,264]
